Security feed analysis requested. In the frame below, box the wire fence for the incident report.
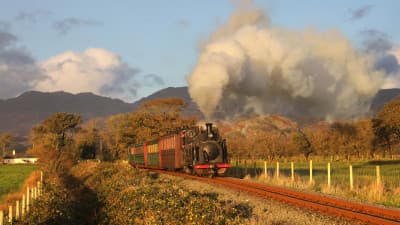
[226,159,400,191]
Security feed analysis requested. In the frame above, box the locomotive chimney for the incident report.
[206,123,213,138]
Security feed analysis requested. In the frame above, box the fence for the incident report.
[0,171,43,225]
[227,159,400,191]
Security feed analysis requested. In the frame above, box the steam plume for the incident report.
[187,2,383,120]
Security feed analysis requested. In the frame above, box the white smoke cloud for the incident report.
[36,48,140,101]
[187,2,384,120]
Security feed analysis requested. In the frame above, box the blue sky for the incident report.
[0,0,399,102]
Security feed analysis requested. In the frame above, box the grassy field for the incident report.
[0,164,38,203]
[227,159,400,208]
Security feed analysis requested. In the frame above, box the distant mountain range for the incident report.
[0,87,399,136]
[0,87,201,135]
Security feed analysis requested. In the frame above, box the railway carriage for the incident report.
[128,123,230,176]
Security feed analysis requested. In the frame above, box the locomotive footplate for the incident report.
[193,163,231,176]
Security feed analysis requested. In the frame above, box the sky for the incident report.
[0,0,399,103]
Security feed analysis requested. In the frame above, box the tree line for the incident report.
[223,98,400,161]
[26,98,196,173]
[1,97,399,173]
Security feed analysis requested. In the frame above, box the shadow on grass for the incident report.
[364,160,400,166]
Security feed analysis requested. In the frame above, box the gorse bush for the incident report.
[76,162,252,225]
[19,176,84,225]
[20,161,252,225]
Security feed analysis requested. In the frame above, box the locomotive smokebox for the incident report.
[206,123,213,138]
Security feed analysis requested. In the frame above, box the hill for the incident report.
[131,87,202,118]
[0,87,202,136]
[370,88,400,113]
[0,91,135,135]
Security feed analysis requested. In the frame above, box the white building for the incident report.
[3,156,39,164]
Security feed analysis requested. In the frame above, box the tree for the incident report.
[353,119,374,159]
[330,122,357,160]
[29,112,82,173]
[75,118,105,159]
[292,130,312,159]
[377,97,400,139]
[372,97,400,157]
[0,132,14,158]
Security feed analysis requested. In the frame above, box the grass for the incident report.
[227,159,400,208]
[0,164,38,203]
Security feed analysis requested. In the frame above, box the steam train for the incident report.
[128,123,230,176]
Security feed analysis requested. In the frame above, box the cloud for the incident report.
[0,29,47,99]
[0,30,17,49]
[360,29,400,89]
[348,5,374,21]
[35,48,140,101]
[361,29,392,54]
[15,10,51,23]
[380,47,400,89]
[187,3,384,120]
[53,17,102,35]
[143,74,165,86]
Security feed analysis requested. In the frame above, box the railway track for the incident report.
[156,170,400,225]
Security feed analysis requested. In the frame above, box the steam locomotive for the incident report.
[128,123,230,176]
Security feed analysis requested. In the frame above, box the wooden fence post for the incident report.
[37,181,40,196]
[276,162,280,178]
[349,165,353,191]
[15,200,19,220]
[376,165,381,186]
[0,210,3,225]
[22,195,25,218]
[291,162,294,182]
[8,205,12,224]
[309,160,313,184]
[31,187,34,203]
[327,162,331,188]
[264,161,267,179]
[26,187,29,213]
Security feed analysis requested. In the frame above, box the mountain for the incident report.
[131,87,202,118]
[370,88,400,113]
[1,87,399,136]
[0,91,136,135]
[0,87,202,136]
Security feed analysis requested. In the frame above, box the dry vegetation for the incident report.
[19,161,253,225]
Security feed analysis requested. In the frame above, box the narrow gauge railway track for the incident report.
[155,170,400,225]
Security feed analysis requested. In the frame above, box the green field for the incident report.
[227,159,400,207]
[0,164,38,203]
[229,159,400,188]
